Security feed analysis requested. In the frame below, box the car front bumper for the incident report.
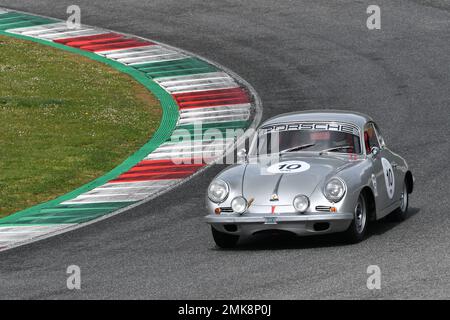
[205,212,354,236]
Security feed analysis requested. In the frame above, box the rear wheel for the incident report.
[211,226,239,248]
[344,193,368,243]
[389,181,409,221]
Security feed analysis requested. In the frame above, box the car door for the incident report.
[373,123,402,204]
[364,122,393,212]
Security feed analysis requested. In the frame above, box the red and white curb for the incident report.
[0,8,262,251]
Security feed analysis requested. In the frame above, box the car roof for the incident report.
[260,109,373,129]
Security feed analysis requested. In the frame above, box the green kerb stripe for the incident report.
[133,58,218,79]
[0,202,134,226]
[0,13,56,30]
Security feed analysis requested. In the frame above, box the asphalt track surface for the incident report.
[0,0,449,299]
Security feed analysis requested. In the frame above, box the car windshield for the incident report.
[250,122,362,156]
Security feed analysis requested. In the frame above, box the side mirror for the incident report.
[237,148,248,163]
[370,146,380,157]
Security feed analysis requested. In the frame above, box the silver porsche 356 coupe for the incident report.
[205,110,413,247]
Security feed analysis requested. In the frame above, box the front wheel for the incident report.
[211,226,239,248]
[344,193,368,243]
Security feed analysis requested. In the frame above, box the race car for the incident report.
[205,110,414,248]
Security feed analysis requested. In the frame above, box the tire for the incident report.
[389,180,409,222]
[344,193,368,244]
[211,226,239,248]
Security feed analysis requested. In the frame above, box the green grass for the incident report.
[0,35,162,218]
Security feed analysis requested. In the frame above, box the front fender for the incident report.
[314,158,376,215]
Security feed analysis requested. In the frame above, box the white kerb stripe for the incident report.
[100,46,164,58]
[101,180,181,188]
[155,72,238,94]
[154,72,232,83]
[126,53,188,65]
[179,104,252,115]
[5,22,67,34]
[0,225,73,244]
[178,113,250,125]
[116,50,182,64]
[38,29,108,40]
[155,140,230,151]
[33,27,99,38]
[61,179,182,204]
[63,194,153,204]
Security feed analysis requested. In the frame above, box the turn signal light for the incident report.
[330,207,337,212]
[214,208,221,215]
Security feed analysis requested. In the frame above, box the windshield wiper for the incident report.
[319,145,353,155]
[280,143,316,154]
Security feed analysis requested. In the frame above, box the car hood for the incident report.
[241,155,351,205]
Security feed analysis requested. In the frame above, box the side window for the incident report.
[373,123,386,147]
[364,123,380,153]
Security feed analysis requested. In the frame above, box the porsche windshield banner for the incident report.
[260,122,360,136]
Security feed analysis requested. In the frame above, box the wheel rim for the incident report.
[355,195,367,234]
[400,183,408,212]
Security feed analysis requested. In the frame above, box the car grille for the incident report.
[220,207,233,213]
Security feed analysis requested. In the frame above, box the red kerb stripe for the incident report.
[54,33,121,44]
[173,88,250,109]
[107,159,206,183]
[83,40,153,52]
[65,35,125,47]
[109,171,196,183]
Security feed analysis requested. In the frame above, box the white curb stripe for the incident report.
[100,46,184,64]
[99,45,163,58]
[5,22,66,34]
[179,103,252,115]
[145,145,233,160]
[167,83,235,93]
[37,28,101,38]
[101,50,187,65]
[0,224,73,246]
[155,73,239,94]
[155,140,230,151]
[100,46,163,58]
[178,110,250,124]
[126,53,187,65]
[101,180,181,188]
[7,23,103,40]
[163,137,235,145]
[39,29,108,40]
[155,71,231,83]
[61,180,182,205]
[118,52,183,65]
[62,194,152,204]
[171,83,239,94]
[80,187,168,195]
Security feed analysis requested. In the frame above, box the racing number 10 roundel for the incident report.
[381,158,395,199]
[267,161,311,174]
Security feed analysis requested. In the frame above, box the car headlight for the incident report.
[231,196,248,214]
[323,178,346,202]
[293,195,310,213]
[208,179,229,203]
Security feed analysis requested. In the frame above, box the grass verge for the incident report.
[0,35,161,218]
